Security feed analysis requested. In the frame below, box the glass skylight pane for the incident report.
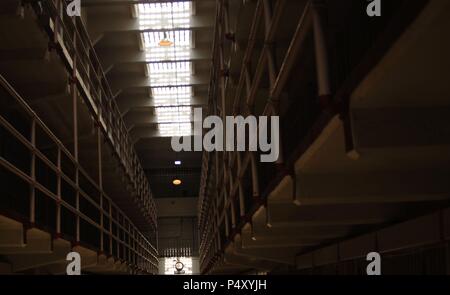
[153,86,192,107]
[136,1,194,137]
[159,123,192,137]
[148,62,192,86]
[138,2,191,30]
[155,106,191,123]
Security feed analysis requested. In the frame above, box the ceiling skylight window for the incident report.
[148,62,192,86]
[153,87,192,106]
[138,2,191,30]
[137,1,193,137]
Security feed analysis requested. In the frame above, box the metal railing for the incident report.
[198,0,422,274]
[197,0,329,274]
[29,0,157,229]
[0,73,158,273]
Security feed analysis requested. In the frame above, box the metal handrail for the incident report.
[31,0,157,227]
[0,73,158,273]
[198,0,317,273]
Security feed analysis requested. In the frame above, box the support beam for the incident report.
[118,95,207,115]
[88,15,214,34]
[82,0,215,6]
[131,127,201,141]
[97,44,211,68]
[97,47,211,69]
[109,75,210,92]
[124,108,203,128]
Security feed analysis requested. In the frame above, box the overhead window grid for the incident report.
[137,1,194,137]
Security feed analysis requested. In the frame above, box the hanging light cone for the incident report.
[159,32,173,47]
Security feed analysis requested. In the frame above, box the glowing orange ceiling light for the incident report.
[159,32,173,47]
[159,39,173,47]
[172,179,182,186]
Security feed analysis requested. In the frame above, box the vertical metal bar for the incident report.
[243,54,261,200]
[128,221,132,264]
[223,186,228,216]
[72,30,80,243]
[228,168,233,200]
[446,241,450,275]
[53,0,61,45]
[75,187,80,242]
[250,152,259,197]
[224,208,229,237]
[214,217,219,252]
[118,212,122,259]
[219,2,232,238]
[56,147,61,235]
[266,46,277,90]
[223,0,230,35]
[244,67,252,103]
[215,153,220,202]
[30,119,36,225]
[230,200,236,228]
[263,0,283,166]
[262,0,272,38]
[98,127,104,251]
[109,202,113,256]
[99,200,104,252]
[312,0,331,103]
[236,152,245,217]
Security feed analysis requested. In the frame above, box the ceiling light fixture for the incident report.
[174,160,182,165]
[159,32,173,47]
[172,178,182,186]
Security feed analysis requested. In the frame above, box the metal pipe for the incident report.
[250,152,260,197]
[236,152,245,216]
[30,119,36,224]
[232,1,263,113]
[262,0,272,37]
[312,0,332,100]
[230,201,236,228]
[271,2,312,102]
[56,147,62,235]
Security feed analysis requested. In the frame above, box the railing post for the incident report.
[312,0,332,107]
[56,147,61,236]
[109,201,113,256]
[53,0,61,45]
[98,127,104,252]
[237,152,245,217]
[250,152,260,197]
[224,209,229,238]
[30,119,36,225]
[72,29,80,243]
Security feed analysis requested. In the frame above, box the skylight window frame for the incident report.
[136,1,194,137]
